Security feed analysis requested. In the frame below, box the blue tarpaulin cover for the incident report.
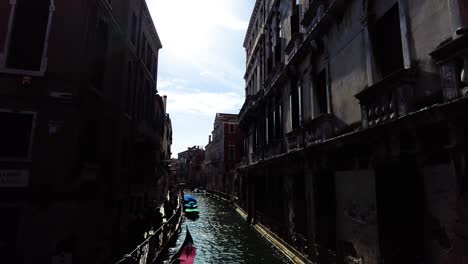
[184,195,197,203]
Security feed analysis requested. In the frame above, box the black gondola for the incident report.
[170,226,196,264]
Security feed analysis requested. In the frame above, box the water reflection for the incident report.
[164,193,288,264]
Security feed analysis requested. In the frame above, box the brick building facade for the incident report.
[204,113,243,194]
[0,0,171,263]
[176,146,205,187]
[237,0,468,263]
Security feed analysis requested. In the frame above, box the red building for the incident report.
[204,113,243,194]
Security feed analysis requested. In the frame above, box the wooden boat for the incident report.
[171,226,196,264]
[183,195,200,217]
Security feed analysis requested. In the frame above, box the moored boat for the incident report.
[183,195,200,218]
[171,226,196,264]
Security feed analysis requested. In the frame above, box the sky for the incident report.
[148,0,256,157]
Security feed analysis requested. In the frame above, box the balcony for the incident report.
[251,148,264,164]
[304,114,349,146]
[287,128,304,151]
[301,0,329,29]
[263,138,286,159]
[285,33,303,64]
[239,95,258,125]
[430,33,468,101]
[287,113,348,150]
[355,69,417,128]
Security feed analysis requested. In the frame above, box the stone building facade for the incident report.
[176,146,205,187]
[238,0,468,263]
[204,113,243,194]
[0,0,172,263]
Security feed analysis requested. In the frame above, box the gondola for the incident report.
[171,226,196,264]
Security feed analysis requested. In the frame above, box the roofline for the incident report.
[142,0,163,49]
[217,113,239,117]
[243,0,262,48]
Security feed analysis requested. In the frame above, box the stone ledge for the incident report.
[233,203,314,264]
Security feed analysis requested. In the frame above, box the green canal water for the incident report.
[163,192,288,264]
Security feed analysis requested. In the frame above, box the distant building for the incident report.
[0,0,171,262]
[204,113,243,194]
[238,0,468,263]
[177,146,205,187]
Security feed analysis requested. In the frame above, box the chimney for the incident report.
[209,135,212,143]
[163,95,167,113]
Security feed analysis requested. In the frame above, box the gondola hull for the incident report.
[171,227,196,264]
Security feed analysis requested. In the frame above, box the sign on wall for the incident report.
[0,169,29,187]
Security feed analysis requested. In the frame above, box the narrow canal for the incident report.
[163,192,288,264]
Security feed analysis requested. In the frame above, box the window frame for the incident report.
[228,144,236,161]
[130,13,137,46]
[229,124,236,134]
[312,67,330,117]
[0,109,37,162]
[0,0,55,76]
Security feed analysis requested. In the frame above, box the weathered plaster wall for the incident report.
[423,163,458,263]
[335,170,379,264]
[327,0,368,125]
[408,0,453,99]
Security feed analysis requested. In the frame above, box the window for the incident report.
[121,139,128,168]
[84,119,99,161]
[289,94,293,132]
[125,62,132,114]
[279,22,283,38]
[4,0,53,72]
[461,1,468,30]
[131,13,137,44]
[298,85,302,124]
[291,0,300,34]
[372,4,404,79]
[246,138,250,157]
[146,44,152,70]
[130,64,136,117]
[94,20,109,90]
[254,127,258,152]
[152,51,158,82]
[274,15,283,65]
[136,74,143,120]
[0,111,35,160]
[140,35,146,59]
[315,69,328,116]
[291,85,302,130]
[252,72,257,93]
[228,145,236,161]
[148,83,154,120]
[275,104,283,137]
[268,110,274,143]
[229,124,236,133]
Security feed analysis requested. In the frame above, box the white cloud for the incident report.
[146,0,255,156]
[148,0,249,91]
[162,85,243,116]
